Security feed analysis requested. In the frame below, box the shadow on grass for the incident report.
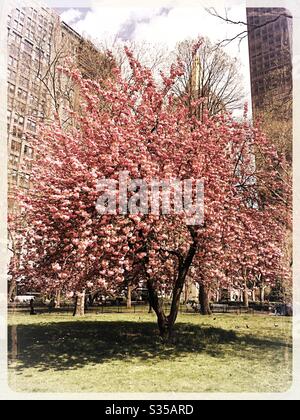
[8,320,291,373]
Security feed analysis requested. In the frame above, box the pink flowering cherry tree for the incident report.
[10,48,291,339]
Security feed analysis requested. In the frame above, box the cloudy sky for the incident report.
[46,0,252,116]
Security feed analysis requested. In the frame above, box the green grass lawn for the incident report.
[8,312,292,393]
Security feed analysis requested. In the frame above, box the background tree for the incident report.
[171,37,244,119]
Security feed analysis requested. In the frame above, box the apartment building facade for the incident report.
[7,5,58,211]
[7,3,110,213]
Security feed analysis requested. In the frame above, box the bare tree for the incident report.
[172,38,244,118]
[31,21,115,127]
[205,7,292,48]
[94,37,171,83]
[77,37,115,82]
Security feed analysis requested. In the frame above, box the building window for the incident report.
[36,27,43,43]
[19,173,30,189]
[12,126,24,139]
[13,20,23,33]
[11,140,22,153]
[20,64,31,79]
[25,28,35,40]
[8,34,15,49]
[32,58,39,70]
[22,40,33,54]
[17,87,28,101]
[21,52,31,68]
[16,101,26,114]
[29,94,39,106]
[30,109,38,117]
[14,114,25,126]
[9,155,19,167]
[10,170,18,185]
[32,81,40,94]
[11,31,22,45]
[8,97,14,109]
[24,145,33,157]
[8,82,16,95]
[27,119,36,132]
[8,68,17,82]
[8,55,18,68]
[35,47,45,60]
[19,76,29,89]
[15,9,20,20]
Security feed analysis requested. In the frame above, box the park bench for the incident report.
[211,304,228,313]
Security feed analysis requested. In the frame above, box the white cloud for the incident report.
[60,8,84,25]
[63,1,251,114]
[73,8,133,40]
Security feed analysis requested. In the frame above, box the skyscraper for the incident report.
[246,7,293,118]
[247,7,293,283]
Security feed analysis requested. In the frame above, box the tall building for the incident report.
[7,4,112,213]
[246,7,293,118]
[7,5,58,211]
[247,8,293,296]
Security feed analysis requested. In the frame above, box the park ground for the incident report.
[8,312,292,393]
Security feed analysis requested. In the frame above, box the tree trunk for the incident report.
[259,286,265,303]
[243,285,249,308]
[55,289,61,309]
[11,325,18,363]
[167,240,198,339]
[73,291,85,316]
[127,285,132,309]
[145,230,197,341]
[199,283,212,315]
[146,279,169,339]
[184,281,189,304]
[8,278,17,302]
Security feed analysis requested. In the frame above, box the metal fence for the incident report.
[8,302,260,315]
